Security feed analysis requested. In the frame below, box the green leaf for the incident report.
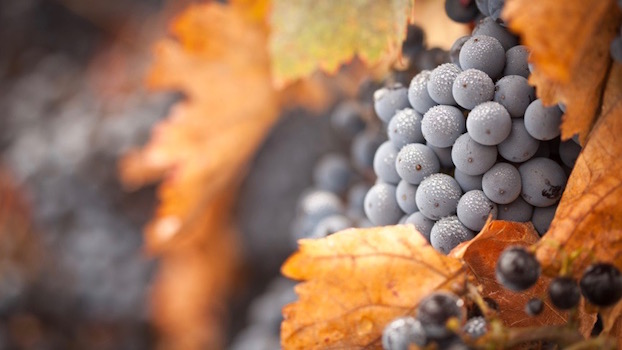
[269,0,412,86]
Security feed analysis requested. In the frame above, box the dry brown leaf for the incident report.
[503,0,622,144]
[281,225,466,349]
[534,64,622,279]
[454,221,595,335]
[118,1,277,349]
[600,300,622,348]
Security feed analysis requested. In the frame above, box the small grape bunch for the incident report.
[365,4,582,255]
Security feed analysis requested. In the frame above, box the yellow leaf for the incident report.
[281,225,466,349]
[269,0,413,86]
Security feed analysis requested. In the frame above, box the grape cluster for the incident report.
[382,291,489,350]
[366,12,583,256]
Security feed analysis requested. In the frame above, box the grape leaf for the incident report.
[281,225,466,349]
[503,0,622,144]
[269,0,413,86]
[601,301,622,349]
[453,221,596,335]
[119,1,277,348]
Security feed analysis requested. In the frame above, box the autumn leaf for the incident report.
[503,0,622,144]
[119,1,277,348]
[454,221,596,336]
[281,225,466,349]
[269,0,413,86]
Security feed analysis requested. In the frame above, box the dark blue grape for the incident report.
[430,216,474,254]
[382,317,427,350]
[445,0,480,23]
[559,140,581,168]
[531,204,557,236]
[497,197,533,222]
[463,316,487,339]
[422,105,466,148]
[451,133,498,176]
[452,69,495,110]
[457,190,498,231]
[548,277,581,310]
[408,71,438,114]
[330,101,365,138]
[364,183,404,225]
[493,75,535,118]
[498,119,540,163]
[450,35,471,68]
[396,180,418,215]
[518,157,567,207]
[504,45,530,78]
[313,153,352,195]
[352,129,386,172]
[454,168,483,192]
[459,35,505,80]
[524,99,563,141]
[388,108,425,149]
[416,292,465,339]
[416,173,462,220]
[374,141,401,184]
[496,246,541,291]
[482,163,522,205]
[472,16,518,50]
[405,212,435,241]
[466,101,511,145]
[580,263,622,307]
[395,143,440,185]
[374,84,410,123]
[427,63,462,105]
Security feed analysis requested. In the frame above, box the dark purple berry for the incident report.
[548,277,581,310]
[463,316,487,339]
[416,292,464,339]
[580,263,622,307]
[525,297,543,316]
[495,246,541,291]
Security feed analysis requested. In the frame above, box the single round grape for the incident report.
[452,69,495,110]
[416,173,462,220]
[472,16,519,50]
[497,197,533,222]
[310,215,353,238]
[408,70,438,114]
[466,101,512,145]
[364,183,404,225]
[402,25,426,60]
[382,317,427,350]
[496,246,541,291]
[531,204,557,236]
[398,215,409,224]
[313,153,352,195]
[395,143,440,185]
[475,0,490,16]
[482,163,522,205]
[428,145,454,169]
[427,63,462,105]
[493,75,535,117]
[396,180,419,215]
[463,316,487,339]
[421,105,466,148]
[498,119,540,163]
[548,277,581,310]
[374,141,401,184]
[454,168,483,192]
[388,108,425,149]
[524,99,563,141]
[445,0,480,23]
[525,298,543,316]
[559,140,581,168]
[347,182,371,219]
[430,216,475,254]
[352,129,386,172]
[580,263,622,307]
[450,35,471,68]
[457,190,498,231]
[459,35,505,79]
[416,292,465,339]
[518,158,567,207]
[374,83,410,123]
[487,0,505,22]
[451,133,498,176]
[330,101,365,138]
[504,45,530,78]
[405,211,435,241]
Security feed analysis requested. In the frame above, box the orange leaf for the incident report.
[281,225,466,349]
[601,301,622,349]
[120,2,278,250]
[503,0,622,144]
[455,221,595,335]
